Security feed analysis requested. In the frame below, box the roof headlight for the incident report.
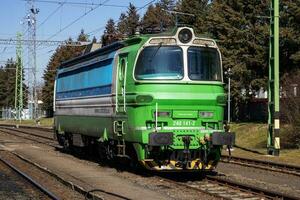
[178,28,193,44]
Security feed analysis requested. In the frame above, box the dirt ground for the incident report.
[216,161,300,197]
[0,160,49,200]
[0,130,216,200]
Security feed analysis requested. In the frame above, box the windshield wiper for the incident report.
[148,42,163,67]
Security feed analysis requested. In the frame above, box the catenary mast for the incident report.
[268,0,280,156]
[14,33,23,121]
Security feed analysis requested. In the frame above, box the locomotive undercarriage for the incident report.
[55,131,230,171]
[143,140,220,171]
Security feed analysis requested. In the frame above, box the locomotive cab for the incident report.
[129,27,235,170]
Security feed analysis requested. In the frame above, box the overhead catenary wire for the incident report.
[37,0,68,29]
[86,0,158,36]
[32,0,111,54]
[21,0,129,8]
[45,0,111,41]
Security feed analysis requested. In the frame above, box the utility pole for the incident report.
[26,0,39,120]
[227,68,231,123]
[14,33,24,121]
[268,0,280,156]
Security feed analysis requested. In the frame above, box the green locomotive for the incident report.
[54,27,234,171]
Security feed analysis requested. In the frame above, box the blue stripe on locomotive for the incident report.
[56,51,116,100]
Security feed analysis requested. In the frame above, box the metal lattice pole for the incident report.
[14,33,23,121]
[267,0,280,156]
[26,0,39,120]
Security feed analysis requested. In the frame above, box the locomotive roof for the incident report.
[59,37,143,69]
[59,26,215,69]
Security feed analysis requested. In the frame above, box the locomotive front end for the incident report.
[131,27,235,171]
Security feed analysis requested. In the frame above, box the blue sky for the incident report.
[0,0,154,84]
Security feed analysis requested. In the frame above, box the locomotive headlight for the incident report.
[178,28,193,44]
[136,95,153,103]
[154,111,171,117]
[199,111,214,118]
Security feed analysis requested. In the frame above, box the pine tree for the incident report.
[117,3,140,38]
[204,0,270,120]
[141,0,175,33]
[117,13,127,38]
[177,0,210,33]
[0,64,7,108]
[280,0,300,73]
[0,59,17,108]
[126,3,140,36]
[101,18,119,46]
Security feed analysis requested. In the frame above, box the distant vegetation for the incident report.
[281,71,300,148]
[0,58,27,109]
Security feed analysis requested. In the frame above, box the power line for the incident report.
[86,0,157,36]
[37,0,67,29]
[0,38,90,46]
[21,0,128,8]
[45,0,110,41]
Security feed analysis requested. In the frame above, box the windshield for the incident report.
[135,46,183,80]
[187,47,221,81]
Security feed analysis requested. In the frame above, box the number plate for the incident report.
[172,120,196,127]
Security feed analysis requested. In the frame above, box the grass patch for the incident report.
[224,122,300,166]
[230,123,267,149]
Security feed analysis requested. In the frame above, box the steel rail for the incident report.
[0,124,52,132]
[221,155,300,177]
[0,155,60,200]
[11,151,131,200]
[157,173,299,200]
[0,129,58,148]
[206,175,299,200]
[0,127,53,140]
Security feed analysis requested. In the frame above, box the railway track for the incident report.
[0,126,57,147]
[0,152,59,200]
[159,173,299,200]
[0,126,132,200]
[3,125,300,177]
[9,151,135,200]
[221,155,300,177]
[205,175,299,200]
[1,125,299,199]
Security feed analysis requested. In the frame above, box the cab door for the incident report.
[114,53,128,157]
[115,53,128,114]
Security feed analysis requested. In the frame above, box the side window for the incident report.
[119,58,126,81]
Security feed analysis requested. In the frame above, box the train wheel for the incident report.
[97,142,111,161]
[56,133,65,146]
[62,133,73,152]
[126,144,140,170]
